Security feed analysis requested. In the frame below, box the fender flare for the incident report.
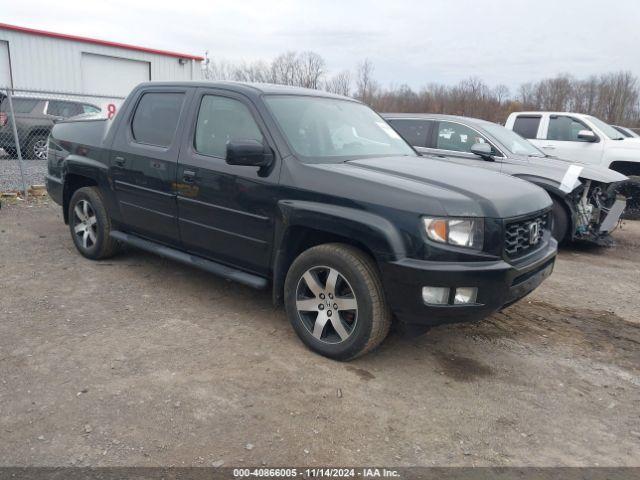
[61,156,110,222]
[63,155,109,181]
[271,200,407,305]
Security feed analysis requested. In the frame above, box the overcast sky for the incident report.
[3,0,640,91]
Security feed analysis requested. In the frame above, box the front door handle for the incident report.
[114,156,127,166]
[183,170,196,184]
[541,145,555,150]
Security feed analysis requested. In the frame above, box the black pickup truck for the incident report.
[46,81,557,360]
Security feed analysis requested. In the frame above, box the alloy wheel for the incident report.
[33,139,48,160]
[295,266,358,344]
[72,200,98,250]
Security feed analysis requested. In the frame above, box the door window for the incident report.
[512,116,541,139]
[547,116,589,141]
[194,95,263,158]
[82,104,101,114]
[387,119,432,147]
[131,92,185,147]
[0,98,39,113]
[436,121,495,154]
[47,101,84,118]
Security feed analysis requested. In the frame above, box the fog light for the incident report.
[422,287,450,305]
[454,287,478,304]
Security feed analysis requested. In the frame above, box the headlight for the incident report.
[422,217,484,250]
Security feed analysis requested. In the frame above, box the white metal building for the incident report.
[0,23,204,97]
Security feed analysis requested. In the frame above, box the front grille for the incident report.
[504,212,549,258]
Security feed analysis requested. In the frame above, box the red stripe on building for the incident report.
[0,23,204,61]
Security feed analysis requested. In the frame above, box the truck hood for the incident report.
[305,156,552,218]
[515,154,627,185]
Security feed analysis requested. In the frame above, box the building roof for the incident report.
[0,23,204,61]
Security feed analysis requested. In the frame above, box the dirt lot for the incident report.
[1,199,639,467]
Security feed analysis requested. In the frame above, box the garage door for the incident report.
[0,41,12,88]
[81,53,150,97]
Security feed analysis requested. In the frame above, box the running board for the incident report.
[109,231,268,290]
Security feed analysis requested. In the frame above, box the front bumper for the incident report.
[380,239,557,327]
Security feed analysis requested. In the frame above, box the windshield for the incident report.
[264,95,416,161]
[482,123,545,157]
[587,115,626,140]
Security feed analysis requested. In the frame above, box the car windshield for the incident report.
[587,115,626,140]
[264,95,416,161]
[481,123,545,157]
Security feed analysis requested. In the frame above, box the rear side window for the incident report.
[194,95,263,158]
[47,101,84,118]
[1,98,39,113]
[547,116,587,141]
[512,116,541,139]
[83,104,101,114]
[131,92,185,147]
[387,119,432,147]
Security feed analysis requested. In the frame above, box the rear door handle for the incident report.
[183,170,196,183]
[541,145,555,150]
[114,156,127,166]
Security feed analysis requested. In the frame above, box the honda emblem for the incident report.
[528,222,540,245]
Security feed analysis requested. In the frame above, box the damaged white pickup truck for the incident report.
[383,113,628,245]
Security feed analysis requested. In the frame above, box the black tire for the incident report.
[68,187,119,260]
[25,134,48,160]
[284,243,391,361]
[619,176,640,220]
[2,146,17,159]
[551,198,570,245]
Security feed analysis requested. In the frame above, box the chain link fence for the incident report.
[0,87,124,195]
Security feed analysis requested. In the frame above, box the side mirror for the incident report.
[577,130,598,142]
[470,142,493,160]
[226,140,273,167]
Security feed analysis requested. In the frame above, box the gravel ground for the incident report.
[0,200,639,467]
[0,159,47,192]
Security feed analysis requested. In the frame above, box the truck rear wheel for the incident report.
[68,187,119,260]
[284,243,391,361]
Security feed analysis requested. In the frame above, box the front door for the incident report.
[109,88,192,245]
[176,89,281,276]
[422,120,504,174]
[537,114,605,165]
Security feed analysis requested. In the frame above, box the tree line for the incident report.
[203,51,640,128]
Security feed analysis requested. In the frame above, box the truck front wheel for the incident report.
[284,243,391,361]
[551,198,570,244]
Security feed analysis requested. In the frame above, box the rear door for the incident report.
[109,87,193,245]
[176,88,281,275]
[538,114,605,164]
[386,118,433,152]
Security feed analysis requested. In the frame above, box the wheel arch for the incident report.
[609,161,640,177]
[271,200,406,306]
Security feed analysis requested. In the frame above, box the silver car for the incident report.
[383,113,628,244]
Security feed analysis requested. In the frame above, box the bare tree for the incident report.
[355,59,378,104]
[296,51,326,89]
[324,70,352,96]
[233,60,271,83]
[202,52,235,81]
[270,51,300,86]
[493,84,510,104]
[202,47,640,127]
